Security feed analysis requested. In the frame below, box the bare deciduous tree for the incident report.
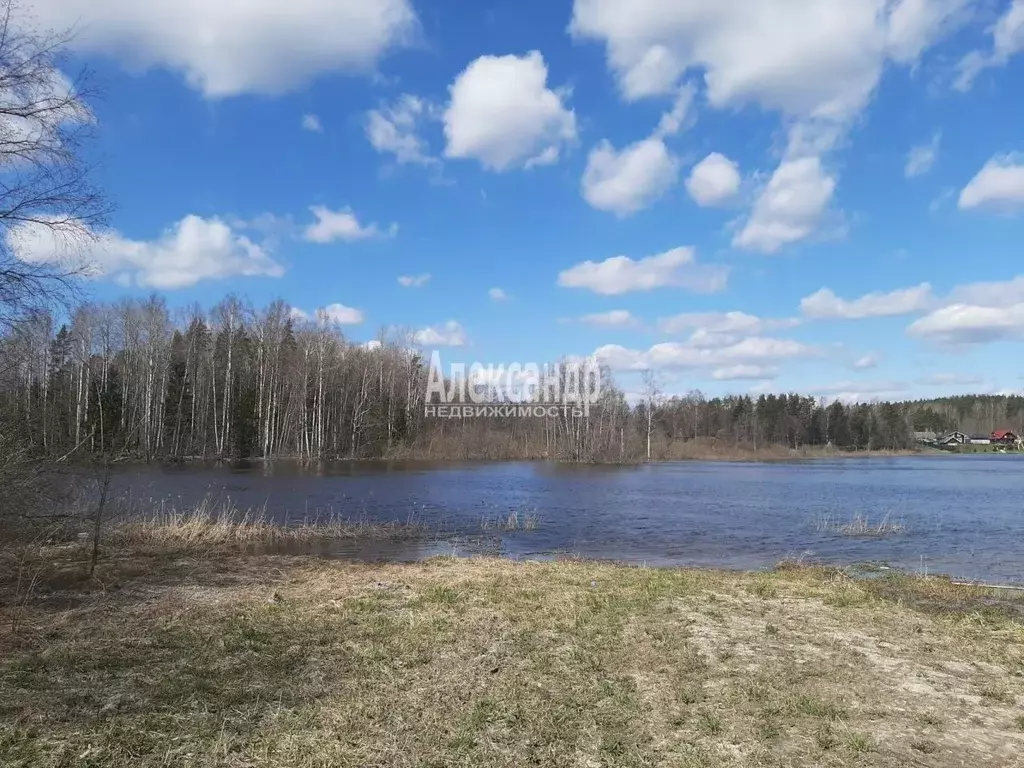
[0,0,109,332]
[641,370,663,461]
[0,1,109,531]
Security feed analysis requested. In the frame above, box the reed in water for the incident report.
[814,512,906,538]
[108,498,430,552]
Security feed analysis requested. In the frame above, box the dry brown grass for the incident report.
[658,437,939,462]
[1,547,1023,767]
[106,498,428,554]
[385,434,944,463]
[479,510,541,532]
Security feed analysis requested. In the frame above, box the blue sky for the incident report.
[16,0,1024,402]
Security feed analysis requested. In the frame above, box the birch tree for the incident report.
[641,370,663,461]
[0,0,109,332]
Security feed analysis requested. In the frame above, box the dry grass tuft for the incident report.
[815,512,905,538]
[479,510,540,532]
[109,498,429,553]
[837,514,905,537]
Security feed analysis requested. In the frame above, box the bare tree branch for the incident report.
[0,0,110,332]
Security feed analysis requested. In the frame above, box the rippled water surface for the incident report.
[112,456,1024,583]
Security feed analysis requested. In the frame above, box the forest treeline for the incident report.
[2,295,1022,464]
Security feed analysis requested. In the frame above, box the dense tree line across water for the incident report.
[2,296,1023,463]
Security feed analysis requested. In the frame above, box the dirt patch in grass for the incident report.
[1,550,1023,767]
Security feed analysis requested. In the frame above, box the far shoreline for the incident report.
[86,445,1003,468]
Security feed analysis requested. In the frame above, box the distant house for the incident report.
[970,435,992,445]
[991,430,1018,445]
[937,431,968,446]
[913,431,938,444]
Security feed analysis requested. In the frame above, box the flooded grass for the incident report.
[837,513,905,538]
[108,498,430,554]
[2,547,1023,767]
[97,498,543,556]
[814,512,906,538]
[479,510,540,532]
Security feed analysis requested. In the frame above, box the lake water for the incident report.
[110,456,1024,584]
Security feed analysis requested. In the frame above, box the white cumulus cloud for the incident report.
[443,51,576,171]
[712,365,779,381]
[8,215,283,290]
[734,156,837,253]
[658,312,800,352]
[808,380,909,403]
[958,155,1024,212]
[412,321,468,347]
[955,0,1024,90]
[686,153,741,207]
[653,83,697,138]
[801,284,933,319]
[488,287,509,302]
[918,372,984,386]
[658,311,798,336]
[886,0,974,62]
[948,274,1024,307]
[398,273,431,288]
[290,304,364,325]
[302,114,323,133]
[907,275,1024,345]
[570,0,967,115]
[303,206,396,243]
[579,310,639,328]
[319,304,364,325]
[33,0,417,98]
[581,81,695,217]
[853,354,880,370]
[571,0,970,251]
[581,137,679,215]
[558,247,727,296]
[908,303,1024,344]
[905,132,941,177]
[366,95,439,165]
[594,337,815,372]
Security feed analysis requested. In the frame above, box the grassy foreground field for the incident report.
[2,547,1023,767]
